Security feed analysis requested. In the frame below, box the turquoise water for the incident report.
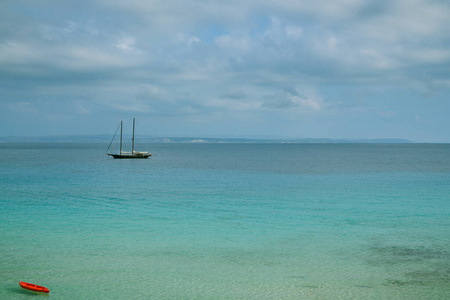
[1,143,449,299]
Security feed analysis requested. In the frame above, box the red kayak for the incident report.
[19,281,50,293]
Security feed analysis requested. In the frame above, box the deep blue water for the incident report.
[1,143,449,299]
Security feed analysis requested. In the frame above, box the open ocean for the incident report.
[1,142,449,299]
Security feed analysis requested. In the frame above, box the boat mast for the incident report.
[132,117,135,154]
[120,120,123,155]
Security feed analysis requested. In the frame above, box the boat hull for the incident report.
[19,281,49,293]
[108,153,151,159]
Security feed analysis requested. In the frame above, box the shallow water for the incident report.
[1,143,449,299]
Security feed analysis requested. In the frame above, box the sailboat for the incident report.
[106,118,152,159]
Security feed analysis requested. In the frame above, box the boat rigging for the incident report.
[106,118,151,159]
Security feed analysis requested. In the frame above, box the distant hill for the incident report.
[0,135,413,144]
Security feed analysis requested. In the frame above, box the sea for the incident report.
[0,142,449,299]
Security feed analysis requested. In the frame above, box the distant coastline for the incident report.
[0,135,414,144]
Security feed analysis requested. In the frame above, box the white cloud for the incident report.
[9,101,35,113]
[207,97,261,111]
[214,35,251,53]
[74,103,92,115]
[285,25,303,40]
[293,96,322,111]
[136,84,168,101]
[0,41,38,64]
[116,37,136,51]
[178,33,200,43]
[105,99,152,113]
[358,48,398,70]
[261,87,324,113]
[407,48,450,64]
[327,37,337,50]
[59,46,131,70]
[62,20,99,37]
[64,21,78,33]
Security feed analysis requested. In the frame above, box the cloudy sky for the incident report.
[1,0,449,142]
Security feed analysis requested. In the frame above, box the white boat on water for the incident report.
[106,118,151,159]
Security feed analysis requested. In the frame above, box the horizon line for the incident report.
[0,135,435,144]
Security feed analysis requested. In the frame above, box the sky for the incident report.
[1,0,449,142]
